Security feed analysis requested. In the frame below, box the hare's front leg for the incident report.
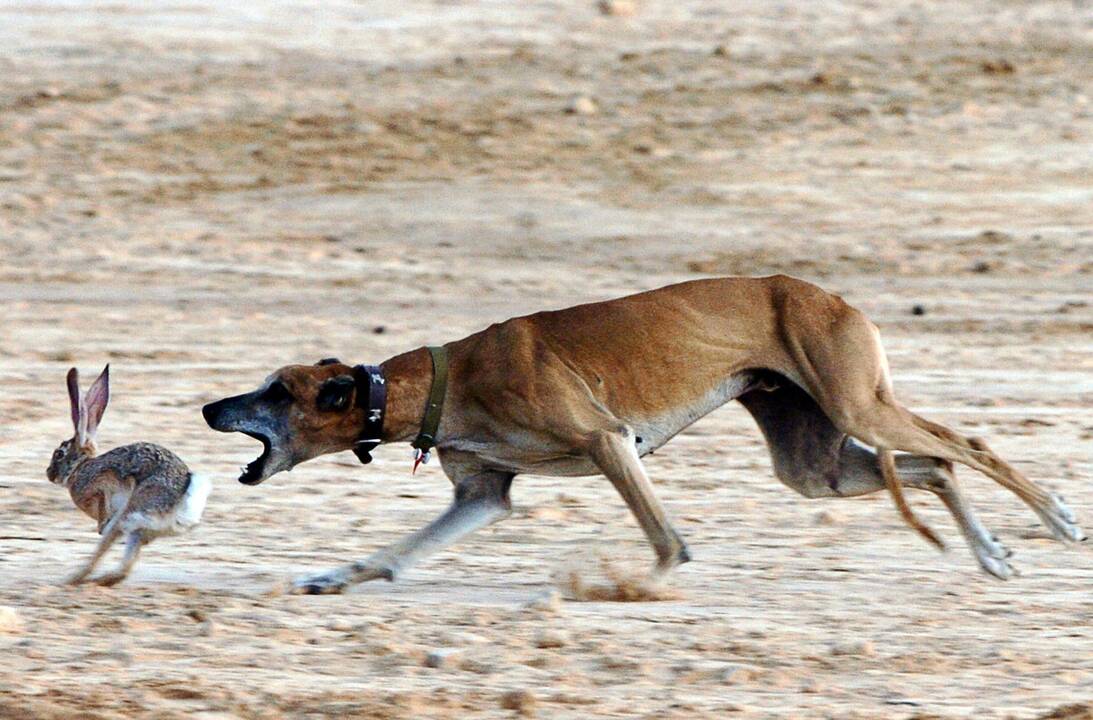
[92,531,147,587]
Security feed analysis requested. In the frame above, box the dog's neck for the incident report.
[378,347,435,443]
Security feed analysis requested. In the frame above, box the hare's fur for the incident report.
[49,366,210,587]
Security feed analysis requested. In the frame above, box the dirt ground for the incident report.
[1,1,1091,717]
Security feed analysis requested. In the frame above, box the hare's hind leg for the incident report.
[66,518,123,585]
[89,478,185,586]
[92,531,147,587]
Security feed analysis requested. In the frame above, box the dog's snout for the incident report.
[203,392,261,431]
[202,400,224,429]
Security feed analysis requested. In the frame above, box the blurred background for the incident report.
[0,1,1090,718]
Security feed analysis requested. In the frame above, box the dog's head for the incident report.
[202,359,365,484]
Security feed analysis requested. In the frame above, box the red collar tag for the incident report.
[412,448,431,474]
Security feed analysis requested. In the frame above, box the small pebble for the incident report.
[0,607,22,633]
[326,618,353,632]
[830,639,876,657]
[523,589,561,614]
[813,509,843,526]
[565,95,598,116]
[424,648,463,668]
[500,689,537,716]
[721,663,759,685]
[597,0,635,16]
[459,658,496,675]
[981,59,1015,75]
[534,629,569,648]
[514,211,538,228]
[978,229,1012,243]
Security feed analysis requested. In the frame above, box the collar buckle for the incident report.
[409,346,449,473]
[352,364,387,464]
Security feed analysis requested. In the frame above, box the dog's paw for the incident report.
[289,559,398,595]
[290,570,352,595]
[976,549,1018,581]
[349,558,398,582]
[1037,493,1086,544]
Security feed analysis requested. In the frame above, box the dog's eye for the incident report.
[261,381,292,403]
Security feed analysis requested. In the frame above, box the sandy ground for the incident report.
[1,1,1092,717]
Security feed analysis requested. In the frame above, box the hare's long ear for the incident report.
[66,367,85,441]
[83,364,110,440]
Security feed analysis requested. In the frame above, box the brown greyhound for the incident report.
[202,275,1083,594]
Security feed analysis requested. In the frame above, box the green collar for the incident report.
[411,345,448,454]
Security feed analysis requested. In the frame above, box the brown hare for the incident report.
[47,365,211,587]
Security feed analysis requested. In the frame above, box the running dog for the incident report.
[202,275,1084,593]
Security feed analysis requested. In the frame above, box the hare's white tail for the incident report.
[176,473,212,528]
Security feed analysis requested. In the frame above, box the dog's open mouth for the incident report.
[239,430,272,485]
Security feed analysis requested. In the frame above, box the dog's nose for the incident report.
[202,400,223,428]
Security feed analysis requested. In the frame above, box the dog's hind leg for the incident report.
[906,417,1083,544]
[840,442,1016,579]
[779,306,1083,548]
[291,469,515,594]
[740,381,1014,578]
[585,429,691,574]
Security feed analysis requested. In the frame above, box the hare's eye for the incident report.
[261,381,292,403]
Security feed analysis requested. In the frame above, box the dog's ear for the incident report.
[316,357,341,366]
[316,375,355,412]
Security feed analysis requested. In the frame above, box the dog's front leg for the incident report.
[586,429,691,573]
[290,470,515,594]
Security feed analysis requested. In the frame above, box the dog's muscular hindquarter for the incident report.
[203,275,1084,593]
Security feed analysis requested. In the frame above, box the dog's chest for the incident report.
[443,371,761,477]
[442,436,601,476]
[629,371,761,454]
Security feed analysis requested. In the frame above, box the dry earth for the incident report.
[1,1,1091,718]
